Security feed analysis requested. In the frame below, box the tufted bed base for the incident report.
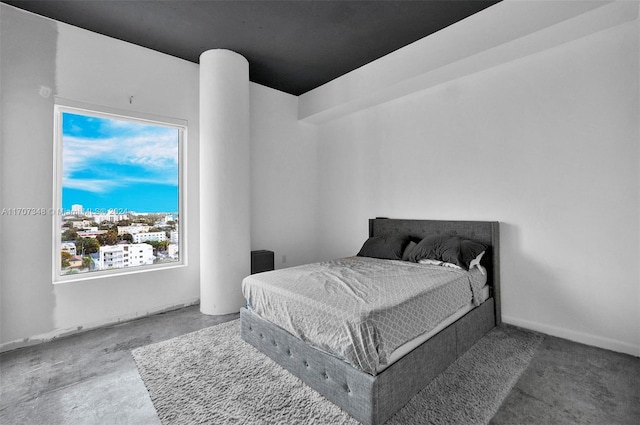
[241,298,495,424]
[240,218,500,424]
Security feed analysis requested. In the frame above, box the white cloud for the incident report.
[63,129,179,190]
[62,178,124,193]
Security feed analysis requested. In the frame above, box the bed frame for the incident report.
[240,218,500,424]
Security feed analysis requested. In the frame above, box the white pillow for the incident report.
[440,262,463,270]
[419,258,463,270]
[418,258,443,266]
[469,250,485,273]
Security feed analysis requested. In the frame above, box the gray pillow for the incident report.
[402,240,418,261]
[409,234,486,270]
[460,239,487,269]
[357,235,410,260]
[407,233,453,263]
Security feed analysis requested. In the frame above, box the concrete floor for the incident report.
[1,305,638,424]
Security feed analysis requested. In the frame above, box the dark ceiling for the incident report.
[4,0,500,95]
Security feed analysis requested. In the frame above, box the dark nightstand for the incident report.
[251,250,274,274]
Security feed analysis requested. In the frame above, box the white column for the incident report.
[199,49,250,315]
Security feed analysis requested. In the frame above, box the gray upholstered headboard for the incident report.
[369,218,501,324]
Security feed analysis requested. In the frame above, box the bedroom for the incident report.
[1,0,638,424]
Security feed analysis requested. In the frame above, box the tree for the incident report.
[97,229,118,246]
[147,240,168,252]
[140,215,160,226]
[120,233,133,243]
[76,237,100,255]
[61,251,72,268]
[62,228,78,241]
[99,221,116,230]
[82,256,93,270]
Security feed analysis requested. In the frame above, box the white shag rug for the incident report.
[132,320,542,425]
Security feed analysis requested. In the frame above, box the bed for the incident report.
[240,218,500,424]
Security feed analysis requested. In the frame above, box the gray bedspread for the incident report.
[241,256,486,375]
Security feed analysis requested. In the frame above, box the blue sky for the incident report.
[62,112,179,213]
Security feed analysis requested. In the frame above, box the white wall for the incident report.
[0,5,201,349]
[250,84,319,268]
[0,5,315,350]
[299,0,618,123]
[310,3,639,356]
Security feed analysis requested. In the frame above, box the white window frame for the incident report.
[52,98,187,283]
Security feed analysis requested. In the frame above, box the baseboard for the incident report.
[503,315,640,358]
[0,298,200,353]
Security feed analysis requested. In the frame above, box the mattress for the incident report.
[242,256,487,375]
[380,284,490,372]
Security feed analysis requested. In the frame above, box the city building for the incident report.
[117,225,150,236]
[87,210,129,223]
[132,231,167,243]
[77,230,107,239]
[61,242,77,256]
[97,243,154,270]
[67,255,83,269]
[66,220,95,229]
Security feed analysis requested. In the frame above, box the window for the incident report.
[53,101,186,282]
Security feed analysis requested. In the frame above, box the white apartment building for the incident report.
[87,210,128,223]
[65,219,94,229]
[98,243,154,270]
[132,231,166,243]
[117,225,150,235]
[77,229,107,238]
[61,242,77,256]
